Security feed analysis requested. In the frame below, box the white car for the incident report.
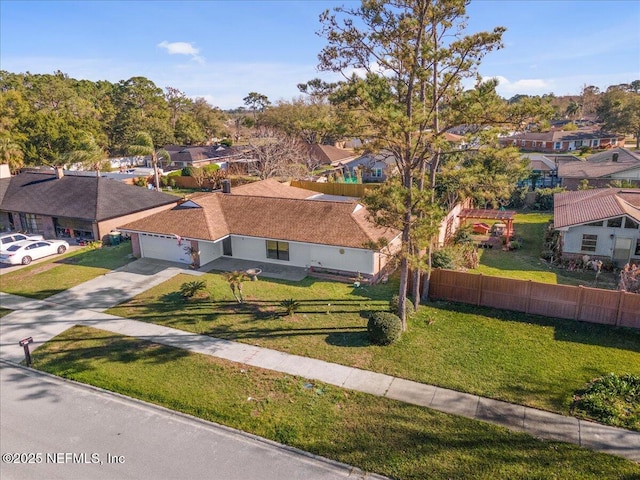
[0,232,45,251]
[0,239,69,265]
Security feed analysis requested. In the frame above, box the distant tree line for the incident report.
[0,71,229,172]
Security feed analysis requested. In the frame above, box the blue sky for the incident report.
[1,0,638,110]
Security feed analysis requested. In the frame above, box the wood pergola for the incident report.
[459,209,516,244]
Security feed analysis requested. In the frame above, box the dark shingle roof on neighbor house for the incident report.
[558,148,640,179]
[0,171,178,221]
[554,188,640,229]
[119,180,399,249]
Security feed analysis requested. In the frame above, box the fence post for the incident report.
[524,280,532,314]
[616,290,624,327]
[477,274,483,306]
[574,286,584,321]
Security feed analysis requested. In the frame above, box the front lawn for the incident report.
[0,243,134,299]
[32,326,640,480]
[107,272,640,417]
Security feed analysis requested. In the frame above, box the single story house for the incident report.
[0,166,179,242]
[163,144,253,170]
[553,188,640,266]
[307,144,357,166]
[332,152,397,183]
[118,179,401,281]
[557,148,640,189]
[500,128,624,153]
[520,154,561,189]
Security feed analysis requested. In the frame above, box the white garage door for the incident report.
[139,234,191,263]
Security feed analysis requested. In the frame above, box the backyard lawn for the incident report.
[107,272,640,417]
[0,242,134,299]
[474,212,619,289]
[31,326,640,480]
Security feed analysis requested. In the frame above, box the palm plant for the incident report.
[223,270,249,303]
[127,131,170,192]
[279,298,301,316]
[63,132,108,176]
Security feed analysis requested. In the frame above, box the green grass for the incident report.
[474,212,619,288]
[0,243,134,299]
[32,326,640,480]
[107,272,640,417]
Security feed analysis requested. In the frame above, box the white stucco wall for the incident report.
[562,222,640,262]
[226,235,377,274]
[199,239,221,265]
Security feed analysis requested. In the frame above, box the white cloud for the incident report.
[489,76,550,95]
[157,41,204,64]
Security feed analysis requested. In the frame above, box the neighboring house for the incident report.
[164,145,252,170]
[118,179,401,281]
[0,167,179,242]
[499,128,624,153]
[333,151,397,183]
[557,148,640,189]
[519,154,561,189]
[553,188,640,266]
[307,144,357,166]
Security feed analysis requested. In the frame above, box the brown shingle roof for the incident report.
[307,144,357,164]
[120,181,398,249]
[230,178,313,199]
[554,188,640,228]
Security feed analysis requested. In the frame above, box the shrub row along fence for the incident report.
[290,180,379,198]
[428,269,640,329]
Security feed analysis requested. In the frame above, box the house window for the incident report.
[635,239,640,256]
[581,234,598,252]
[266,240,289,261]
[575,140,583,147]
[371,168,383,178]
[607,217,623,228]
[624,217,639,229]
[19,213,38,233]
[554,142,561,150]
[585,220,603,227]
[592,139,600,147]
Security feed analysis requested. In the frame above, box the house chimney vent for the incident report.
[222,179,231,194]
[612,153,619,162]
[55,167,64,179]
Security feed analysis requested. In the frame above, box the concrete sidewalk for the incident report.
[1,260,638,463]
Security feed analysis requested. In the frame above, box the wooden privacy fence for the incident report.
[428,269,640,329]
[290,180,379,198]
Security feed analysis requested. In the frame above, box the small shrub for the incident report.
[280,298,301,316]
[389,295,415,317]
[182,166,194,176]
[367,311,402,345]
[570,373,640,431]
[85,240,102,250]
[134,176,147,187]
[432,249,455,270]
[509,240,521,250]
[180,280,207,299]
[453,224,474,245]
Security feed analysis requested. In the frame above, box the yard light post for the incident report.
[19,336,34,367]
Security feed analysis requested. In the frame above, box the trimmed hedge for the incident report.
[367,311,402,345]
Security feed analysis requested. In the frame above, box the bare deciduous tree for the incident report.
[248,129,315,179]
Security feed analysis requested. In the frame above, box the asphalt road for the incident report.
[0,362,379,480]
